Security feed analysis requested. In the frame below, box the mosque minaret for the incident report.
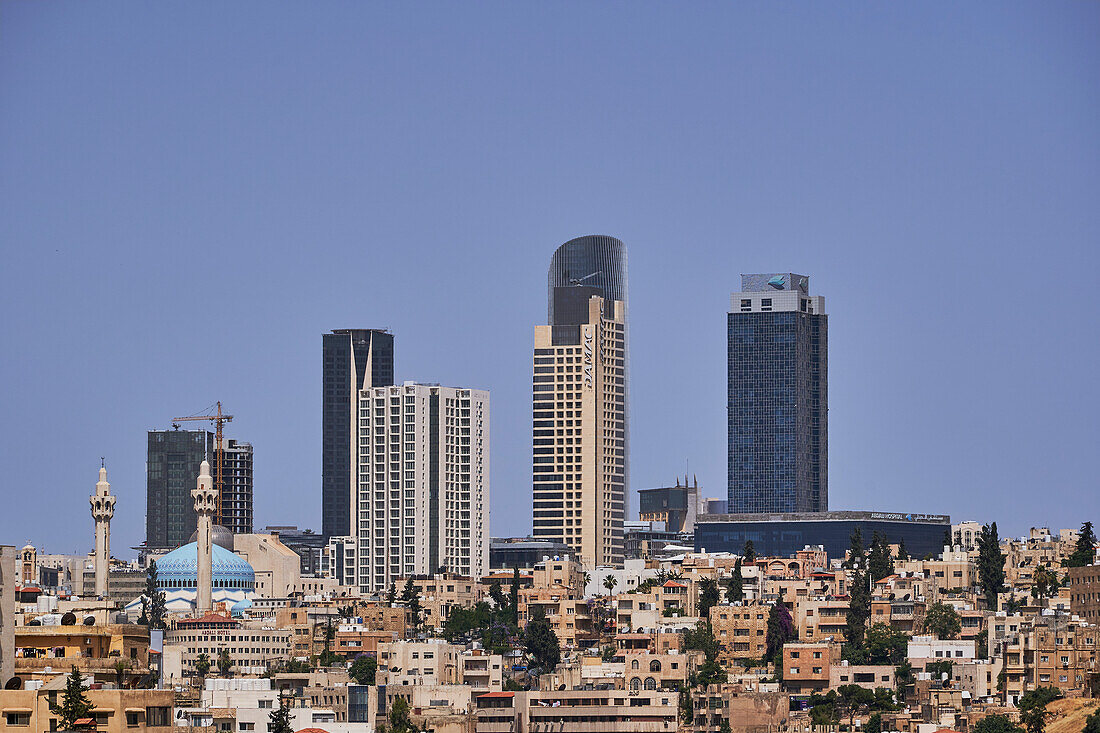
[191,460,217,615]
[90,463,116,599]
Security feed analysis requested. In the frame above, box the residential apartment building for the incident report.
[0,687,174,733]
[727,273,827,514]
[782,641,841,694]
[396,573,483,629]
[533,237,628,567]
[1068,565,1100,621]
[475,689,678,733]
[710,603,769,664]
[354,382,489,594]
[998,617,1099,702]
[322,328,394,541]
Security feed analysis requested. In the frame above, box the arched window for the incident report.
[649,659,662,673]
[644,677,657,690]
[631,659,640,670]
[629,677,641,691]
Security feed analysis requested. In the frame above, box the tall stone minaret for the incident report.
[90,464,116,599]
[191,460,217,615]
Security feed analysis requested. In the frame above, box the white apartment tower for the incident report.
[353,382,489,594]
[531,289,626,567]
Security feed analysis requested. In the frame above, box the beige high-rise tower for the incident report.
[531,288,626,567]
[89,465,116,599]
[191,460,217,615]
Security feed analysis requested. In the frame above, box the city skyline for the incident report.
[2,3,1097,554]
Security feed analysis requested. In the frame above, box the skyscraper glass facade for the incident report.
[322,329,394,540]
[727,274,827,514]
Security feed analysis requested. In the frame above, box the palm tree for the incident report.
[582,572,591,591]
[603,575,618,596]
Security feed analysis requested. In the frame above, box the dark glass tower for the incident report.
[146,428,213,550]
[548,235,628,324]
[727,273,827,514]
[322,329,394,540]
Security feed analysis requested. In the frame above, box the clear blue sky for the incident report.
[1,3,1097,556]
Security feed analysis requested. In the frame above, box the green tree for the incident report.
[868,532,894,582]
[718,719,732,733]
[1066,522,1097,568]
[50,667,94,730]
[846,623,907,666]
[973,714,1023,733]
[836,684,876,729]
[400,579,422,627]
[727,559,744,603]
[388,696,415,733]
[742,540,756,562]
[143,560,166,630]
[928,659,953,683]
[489,579,506,609]
[895,660,915,703]
[978,522,1007,609]
[523,607,561,671]
[678,684,694,723]
[698,578,720,620]
[386,582,397,606]
[349,655,377,685]
[603,574,618,596]
[683,620,721,661]
[845,527,866,569]
[268,697,293,733]
[1031,565,1060,600]
[113,659,129,689]
[846,568,871,649]
[896,538,909,562]
[923,601,962,639]
[765,603,794,663]
[1018,686,1063,733]
[865,712,883,733]
[808,691,839,726]
[194,652,212,678]
[1083,707,1100,733]
[509,567,520,626]
[217,648,232,676]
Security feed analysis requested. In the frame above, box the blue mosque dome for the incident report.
[155,542,255,592]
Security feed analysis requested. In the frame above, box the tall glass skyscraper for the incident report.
[727,274,827,514]
[322,329,394,540]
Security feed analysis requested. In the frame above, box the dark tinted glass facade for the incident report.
[547,235,627,324]
[696,516,948,561]
[727,309,827,513]
[146,429,213,550]
[322,329,394,540]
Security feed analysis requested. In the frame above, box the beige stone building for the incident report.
[162,614,291,680]
[997,616,1099,702]
[13,624,150,686]
[781,641,841,694]
[1,546,15,686]
[687,684,789,733]
[475,688,678,733]
[711,603,769,663]
[397,573,483,629]
[1068,564,1100,622]
[531,290,626,568]
[0,685,174,733]
[232,533,302,599]
[624,649,702,690]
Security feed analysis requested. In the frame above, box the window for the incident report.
[239,724,256,731]
[259,700,273,709]
[126,712,141,727]
[6,714,30,726]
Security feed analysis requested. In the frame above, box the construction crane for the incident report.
[172,401,234,525]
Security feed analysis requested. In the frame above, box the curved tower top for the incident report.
[548,235,627,324]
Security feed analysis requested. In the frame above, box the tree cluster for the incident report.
[978,522,1007,608]
[808,685,896,727]
[1065,521,1097,568]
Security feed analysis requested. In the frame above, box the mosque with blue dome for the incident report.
[125,525,257,616]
